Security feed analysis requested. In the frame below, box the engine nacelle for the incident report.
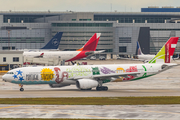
[76,79,99,90]
[49,84,70,88]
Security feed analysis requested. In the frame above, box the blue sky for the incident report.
[0,0,180,12]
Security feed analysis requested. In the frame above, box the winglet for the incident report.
[41,32,63,49]
[148,37,179,63]
[76,33,101,51]
[40,53,44,56]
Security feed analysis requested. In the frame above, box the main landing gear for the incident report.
[96,80,108,91]
[96,86,108,91]
[19,84,24,92]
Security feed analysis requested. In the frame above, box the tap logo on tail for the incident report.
[149,37,179,63]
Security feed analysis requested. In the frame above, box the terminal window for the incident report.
[119,46,126,52]
[13,57,19,62]
[2,46,15,50]
[3,57,6,62]
[119,37,131,43]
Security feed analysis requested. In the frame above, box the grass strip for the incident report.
[0,96,180,105]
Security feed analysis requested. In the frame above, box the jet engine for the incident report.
[76,79,98,90]
[49,84,70,88]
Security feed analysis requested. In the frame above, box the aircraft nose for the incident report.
[2,75,6,82]
[2,74,7,82]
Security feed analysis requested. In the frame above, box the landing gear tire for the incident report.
[19,84,24,92]
[96,86,108,91]
[20,88,24,91]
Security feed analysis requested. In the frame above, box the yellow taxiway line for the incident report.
[0,105,22,110]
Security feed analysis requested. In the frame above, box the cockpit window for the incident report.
[6,72,14,74]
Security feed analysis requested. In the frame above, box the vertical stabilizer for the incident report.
[137,41,144,55]
[41,32,63,49]
[148,37,179,63]
[76,33,101,51]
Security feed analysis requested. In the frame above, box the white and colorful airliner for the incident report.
[23,33,104,62]
[2,37,179,91]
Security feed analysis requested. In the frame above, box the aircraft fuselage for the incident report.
[2,64,163,85]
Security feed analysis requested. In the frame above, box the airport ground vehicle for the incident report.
[90,56,96,60]
[99,56,105,60]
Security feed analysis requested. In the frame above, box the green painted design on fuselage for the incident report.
[66,66,91,78]
[103,79,111,83]
[130,74,155,81]
[142,65,147,77]
[92,67,100,75]
[142,65,147,71]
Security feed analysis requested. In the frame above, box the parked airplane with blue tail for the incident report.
[41,32,63,49]
[20,32,63,52]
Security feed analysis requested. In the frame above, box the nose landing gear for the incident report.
[19,84,24,91]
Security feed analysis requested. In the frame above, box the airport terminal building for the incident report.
[1,7,180,58]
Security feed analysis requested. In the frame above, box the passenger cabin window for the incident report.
[6,72,14,74]
[13,57,19,62]
[3,57,6,62]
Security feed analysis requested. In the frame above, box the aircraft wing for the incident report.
[85,50,105,56]
[93,50,105,54]
[118,57,149,63]
[71,71,142,80]
[92,72,140,78]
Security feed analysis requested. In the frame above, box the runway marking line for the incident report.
[143,110,180,115]
[0,105,22,110]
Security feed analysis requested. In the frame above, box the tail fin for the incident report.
[41,32,63,49]
[148,37,179,63]
[137,41,144,55]
[76,33,101,51]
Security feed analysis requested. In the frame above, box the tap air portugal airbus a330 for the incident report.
[23,33,104,62]
[2,37,179,91]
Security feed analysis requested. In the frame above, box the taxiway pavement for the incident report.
[1,104,180,119]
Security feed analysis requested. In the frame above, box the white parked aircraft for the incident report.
[136,41,155,61]
[23,33,104,62]
[2,37,179,91]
